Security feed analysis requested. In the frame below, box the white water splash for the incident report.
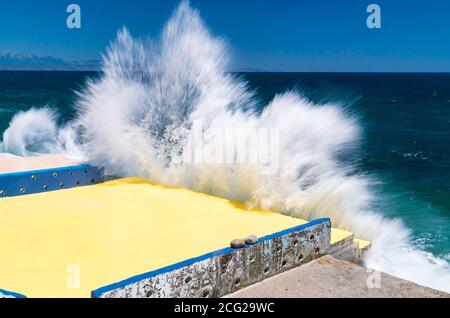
[0,107,85,160]
[1,107,58,156]
[1,1,449,292]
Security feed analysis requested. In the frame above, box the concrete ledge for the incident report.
[93,219,331,298]
[330,228,371,264]
[0,154,80,174]
[225,255,449,298]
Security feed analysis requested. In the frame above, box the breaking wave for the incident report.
[1,1,449,292]
[0,107,85,160]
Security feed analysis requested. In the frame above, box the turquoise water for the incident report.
[244,72,450,259]
[0,71,449,260]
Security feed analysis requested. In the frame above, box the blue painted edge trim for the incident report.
[91,217,331,298]
[0,164,92,178]
[0,288,27,298]
[0,163,104,198]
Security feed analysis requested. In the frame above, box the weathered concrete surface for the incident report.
[96,219,331,298]
[225,255,449,298]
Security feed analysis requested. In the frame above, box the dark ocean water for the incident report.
[0,71,449,259]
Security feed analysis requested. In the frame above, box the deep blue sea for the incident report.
[0,71,449,259]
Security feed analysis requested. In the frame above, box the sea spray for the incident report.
[1,107,58,156]
[0,1,449,292]
[0,107,85,160]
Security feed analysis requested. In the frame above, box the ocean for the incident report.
[1,71,449,262]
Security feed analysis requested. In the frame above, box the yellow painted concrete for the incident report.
[330,227,353,245]
[354,238,371,250]
[0,177,309,298]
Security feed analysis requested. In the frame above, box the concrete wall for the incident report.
[93,219,331,298]
[330,235,370,264]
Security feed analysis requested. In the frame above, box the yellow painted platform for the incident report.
[354,238,371,250]
[330,227,353,245]
[0,177,310,298]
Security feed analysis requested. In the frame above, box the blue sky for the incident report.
[0,0,449,71]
